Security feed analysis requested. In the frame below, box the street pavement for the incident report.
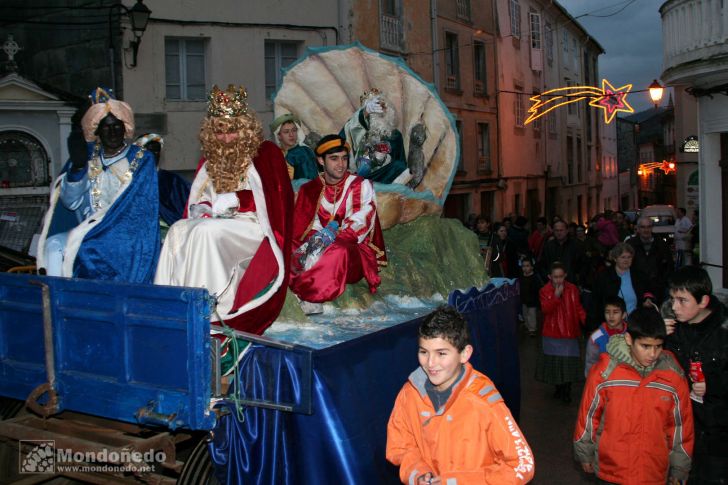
[517,327,595,484]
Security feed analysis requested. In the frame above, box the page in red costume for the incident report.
[289,174,386,303]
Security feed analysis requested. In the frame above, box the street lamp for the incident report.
[108,0,152,91]
[127,0,152,67]
[648,79,664,108]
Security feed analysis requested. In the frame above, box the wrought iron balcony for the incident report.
[380,14,403,52]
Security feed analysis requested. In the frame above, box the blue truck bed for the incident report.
[0,273,215,431]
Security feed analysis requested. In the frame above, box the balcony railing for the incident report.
[457,0,471,20]
[661,0,728,84]
[380,14,403,52]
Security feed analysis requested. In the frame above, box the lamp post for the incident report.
[108,0,152,93]
[649,79,664,109]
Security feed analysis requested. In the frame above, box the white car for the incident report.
[639,205,676,243]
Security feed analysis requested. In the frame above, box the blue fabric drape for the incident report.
[73,145,160,283]
[210,282,520,484]
[158,169,191,226]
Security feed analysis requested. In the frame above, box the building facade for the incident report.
[661,0,728,293]
[495,0,604,225]
[0,0,612,231]
[433,0,500,223]
[0,0,345,179]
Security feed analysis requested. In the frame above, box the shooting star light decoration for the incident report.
[525,79,634,125]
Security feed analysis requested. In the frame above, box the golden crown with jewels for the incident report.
[360,87,382,106]
[207,84,249,118]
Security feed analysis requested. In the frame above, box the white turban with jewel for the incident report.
[81,87,135,142]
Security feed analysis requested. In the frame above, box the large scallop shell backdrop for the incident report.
[272,43,459,229]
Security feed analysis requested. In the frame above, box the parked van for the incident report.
[639,205,676,243]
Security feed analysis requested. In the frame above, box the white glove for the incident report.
[364,96,384,115]
[189,203,213,219]
[212,192,239,217]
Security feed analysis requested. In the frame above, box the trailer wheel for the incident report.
[0,398,26,482]
[178,437,220,485]
[0,397,24,421]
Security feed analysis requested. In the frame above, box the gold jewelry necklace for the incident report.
[88,143,143,211]
[103,143,128,158]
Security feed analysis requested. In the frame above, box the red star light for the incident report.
[589,79,634,124]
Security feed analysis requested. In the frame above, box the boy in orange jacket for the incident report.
[386,306,534,484]
[574,307,693,485]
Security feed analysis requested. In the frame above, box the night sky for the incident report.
[557,0,665,113]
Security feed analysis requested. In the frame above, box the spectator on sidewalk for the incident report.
[519,256,543,337]
[490,223,518,278]
[536,262,586,404]
[674,207,694,268]
[588,243,654,331]
[626,216,674,303]
[539,220,586,286]
[386,306,535,484]
[584,296,627,376]
[574,307,693,485]
[666,266,728,483]
[528,216,551,262]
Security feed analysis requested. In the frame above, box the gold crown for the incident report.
[207,84,249,118]
[360,87,382,105]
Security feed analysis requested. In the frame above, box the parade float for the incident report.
[0,44,521,484]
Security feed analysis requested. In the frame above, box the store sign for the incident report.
[681,136,699,153]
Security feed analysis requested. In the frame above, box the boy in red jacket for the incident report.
[574,307,693,485]
[535,262,586,403]
[386,306,534,484]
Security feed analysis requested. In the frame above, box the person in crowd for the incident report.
[465,213,478,231]
[270,112,319,180]
[288,134,387,314]
[595,212,619,251]
[614,210,631,242]
[539,220,586,285]
[519,256,543,337]
[489,223,518,278]
[626,216,674,303]
[691,209,700,262]
[528,216,551,262]
[574,307,693,485]
[474,215,493,264]
[508,216,530,256]
[134,133,191,231]
[674,207,694,268]
[386,306,535,484]
[588,242,654,331]
[576,223,606,291]
[584,295,627,376]
[567,221,578,240]
[536,262,586,404]
[154,84,293,335]
[666,266,728,484]
[502,217,513,231]
[38,87,159,282]
[341,88,407,184]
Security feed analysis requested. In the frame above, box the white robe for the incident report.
[154,162,285,322]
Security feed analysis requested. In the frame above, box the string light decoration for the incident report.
[525,79,634,125]
[637,160,676,176]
